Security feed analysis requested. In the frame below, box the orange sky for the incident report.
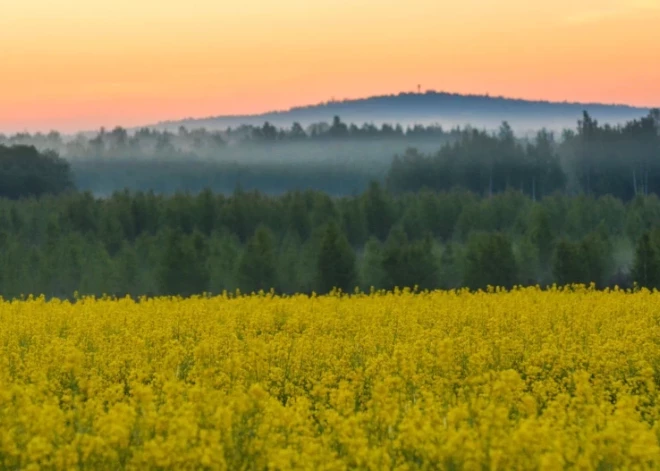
[1,0,659,133]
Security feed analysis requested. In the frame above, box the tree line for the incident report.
[0,117,452,159]
[0,145,74,199]
[0,186,659,299]
[2,111,658,199]
[387,111,660,201]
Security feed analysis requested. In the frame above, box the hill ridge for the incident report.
[150,90,653,132]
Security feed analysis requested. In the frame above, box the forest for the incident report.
[2,110,659,198]
[0,109,659,299]
[0,184,659,299]
[1,118,452,195]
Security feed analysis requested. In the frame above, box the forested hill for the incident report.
[153,91,650,133]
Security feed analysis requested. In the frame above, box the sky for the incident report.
[1,0,659,133]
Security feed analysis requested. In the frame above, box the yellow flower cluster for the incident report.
[1,286,660,470]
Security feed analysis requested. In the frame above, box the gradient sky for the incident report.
[1,0,659,133]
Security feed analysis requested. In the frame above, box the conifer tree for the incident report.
[552,238,586,286]
[382,226,438,290]
[632,231,660,289]
[360,237,387,291]
[237,225,277,293]
[438,242,461,289]
[464,232,517,290]
[157,228,209,296]
[316,221,357,294]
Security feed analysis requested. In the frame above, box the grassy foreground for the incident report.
[1,287,660,470]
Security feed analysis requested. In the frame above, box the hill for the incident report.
[151,90,652,133]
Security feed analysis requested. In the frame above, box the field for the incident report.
[1,287,660,470]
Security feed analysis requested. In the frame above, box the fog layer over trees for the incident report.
[1,110,658,199]
[0,109,658,299]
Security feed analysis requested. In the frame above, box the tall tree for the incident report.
[463,232,518,290]
[360,237,387,291]
[632,230,660,289]
[157,228,209,296]
[362,181,395,242]
[237,225,277,293]
[381,226,438,290]
[208,231,241,294]
[579,230,611,287]
[527,205,555,267]
[316,221,357,294]
[552,238,587,286]
[438,242,461,289]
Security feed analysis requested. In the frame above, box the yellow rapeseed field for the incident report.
[1,286,660,470]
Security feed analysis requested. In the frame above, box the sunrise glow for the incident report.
[1,0,659,132]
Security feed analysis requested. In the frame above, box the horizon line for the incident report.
[2,89,657,137]
[153,89,655,127]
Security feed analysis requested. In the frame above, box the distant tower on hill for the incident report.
[417,84,421,94]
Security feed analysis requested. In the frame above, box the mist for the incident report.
[1,103,657,199]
